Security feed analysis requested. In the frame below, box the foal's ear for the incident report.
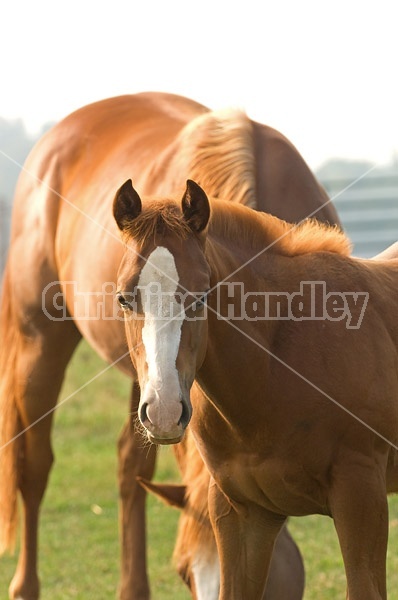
[113,179,142,231]
[182,180,210,233]
[137,476,186,509]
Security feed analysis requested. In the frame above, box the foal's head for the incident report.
[113,180,211,444]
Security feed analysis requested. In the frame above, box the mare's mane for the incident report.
[124,197,351,257]
[166,108,257,209]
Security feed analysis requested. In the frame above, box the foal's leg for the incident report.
[9,320,81,600]
[208,479,286,600]
[118,381,157,600]
[329,459,389,600]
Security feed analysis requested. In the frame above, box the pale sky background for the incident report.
[2,0,398,171]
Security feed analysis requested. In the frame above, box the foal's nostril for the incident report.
[139,402,149,424]
[178,399,192,429]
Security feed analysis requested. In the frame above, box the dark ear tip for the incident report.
[118,178,133,193]
[186,179,203,194]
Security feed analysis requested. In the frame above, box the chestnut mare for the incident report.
[140,427,305,600]
[0,92,339,599]
[112,179,398,600]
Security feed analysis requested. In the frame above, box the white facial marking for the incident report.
[138,247,184,406]
[192,549,220,600]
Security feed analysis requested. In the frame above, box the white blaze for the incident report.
[192,549,221,600]
[138,247,184,402]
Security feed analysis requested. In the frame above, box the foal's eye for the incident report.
[193,291,209,309]
[116,292,130,310]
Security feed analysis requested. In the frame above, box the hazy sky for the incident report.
[2,0,397,170]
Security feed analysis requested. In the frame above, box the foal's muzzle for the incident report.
[139,395,192,445]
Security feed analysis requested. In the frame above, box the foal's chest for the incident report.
[215,454,330,517]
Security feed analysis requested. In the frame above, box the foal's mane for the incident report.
[210,199,351,256]
[166,108,257,209]
[123,200,192,244]
[124,196,351,257]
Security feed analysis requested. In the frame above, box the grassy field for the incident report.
[1,340,398,598]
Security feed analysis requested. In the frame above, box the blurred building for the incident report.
[318,160,398,258]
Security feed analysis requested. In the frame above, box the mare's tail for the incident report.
[0,264,22,553]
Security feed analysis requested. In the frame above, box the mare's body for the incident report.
[0,92,338,599]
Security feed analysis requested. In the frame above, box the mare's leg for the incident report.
[9,318,81,600]
[265,525,305,600]
[208,479,286,600]
[118,381,157,600]
[329,458,389,600]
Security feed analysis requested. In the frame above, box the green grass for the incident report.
[0,341,189,599]
[289,500,398,598]
[1,340,398,598]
